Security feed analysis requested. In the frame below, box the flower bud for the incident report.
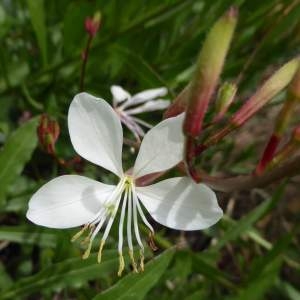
[85,11,101,37]
[214,82,237,121]
[289,65,300,100]
[183,7,237,138]
[232,58,299,126]
[37,114,60,155]
[163,84,189,119]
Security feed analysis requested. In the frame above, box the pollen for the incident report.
[71,224,88,242]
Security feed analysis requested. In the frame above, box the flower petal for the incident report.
[132,113,184,178]
[122,87,168,109]
[111,85,131,105]
[125,100,170,115]
[68,93,123,177]
[136,177,223,230]
[27,175,116,229]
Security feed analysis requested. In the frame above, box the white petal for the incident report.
[122,87,168,109]
[125,100,170,115]
[68,93,123,177]
[26,175,116,229]
[133,113,184,178]
[111,85,131,105]
[136,177,223,230]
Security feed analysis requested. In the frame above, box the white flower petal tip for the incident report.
[111,86,131,103]
[26,175,116,229]
[68,92,124,177]
[133,113,185,178]
[131,87,168,102]
[136,177,223,231]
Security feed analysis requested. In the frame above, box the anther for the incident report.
[97,239,105,263]
[82,240,92,259]
[129,250,138,273]
[118,252,125,277]
[139,249,145,272]
[80,224,95,245]
[148,232,158,251]
[71,224,88,242]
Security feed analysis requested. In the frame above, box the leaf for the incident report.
[0,226,57,247]
[215,183,286,250]
[93,249,175,300]
[227,258,282,300]
[192,253,235,289]
[26,0,47,66]
[0,117,39,206]
[2,250,120,299]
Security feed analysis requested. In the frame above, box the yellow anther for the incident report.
[80,224,95,245]
[117,253,125,277]
[97,239,105,263]
[139,249,145,272]
[71,224,88,242]
[82,240,92,260]
[129,250,138,273]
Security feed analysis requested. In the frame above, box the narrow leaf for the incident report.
[0,117,39,206]
[26,0,47,66]
[93,249,175,300]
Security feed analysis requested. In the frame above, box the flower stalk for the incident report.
[80,12,101,92]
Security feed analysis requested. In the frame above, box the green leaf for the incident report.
[0,117,39,206]
[93,249,175,300]
[26,0,47,66]
[2,250,120,299]
[228,258,282,300]
[0,226,57,247]
[215,183,285,250]
[192,253,235,289]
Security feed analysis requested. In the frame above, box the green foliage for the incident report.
[0,117,39,206]
[93,249,174,300]
[0,0,300,299]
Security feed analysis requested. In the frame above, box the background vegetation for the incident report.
[0,0,300,299]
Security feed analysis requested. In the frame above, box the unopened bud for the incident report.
[37,114,60,155]
[232,58,299,126]
[214,82,237,121]
[163,84,189,119]
[183,7,237,137]
[289,65,300,100]
[85,11,101,37]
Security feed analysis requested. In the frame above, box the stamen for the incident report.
[148,231,158,251]
[133,186,155,234]
[97,239,105,263]
[90,215,106,241]
[132,190,144,250]
[71,224,88,242]
[118,189,128,253]
[139,248,145,272]
[98,191,123,263]
[118,252,125,277]
[127,188,133,251]
[129,249,138,273]
[81,224,95,245]
[82,240,92,259]
[132,189,145,271]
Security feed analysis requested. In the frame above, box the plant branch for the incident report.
[202,154,300,192]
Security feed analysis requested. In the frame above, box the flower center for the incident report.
[71,175,156,276]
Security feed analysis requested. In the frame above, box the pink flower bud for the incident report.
[37,114,60,155]
[85,12,101,37]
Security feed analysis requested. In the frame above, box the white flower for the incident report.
[26,92,222,276]
[111,85,170,141]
